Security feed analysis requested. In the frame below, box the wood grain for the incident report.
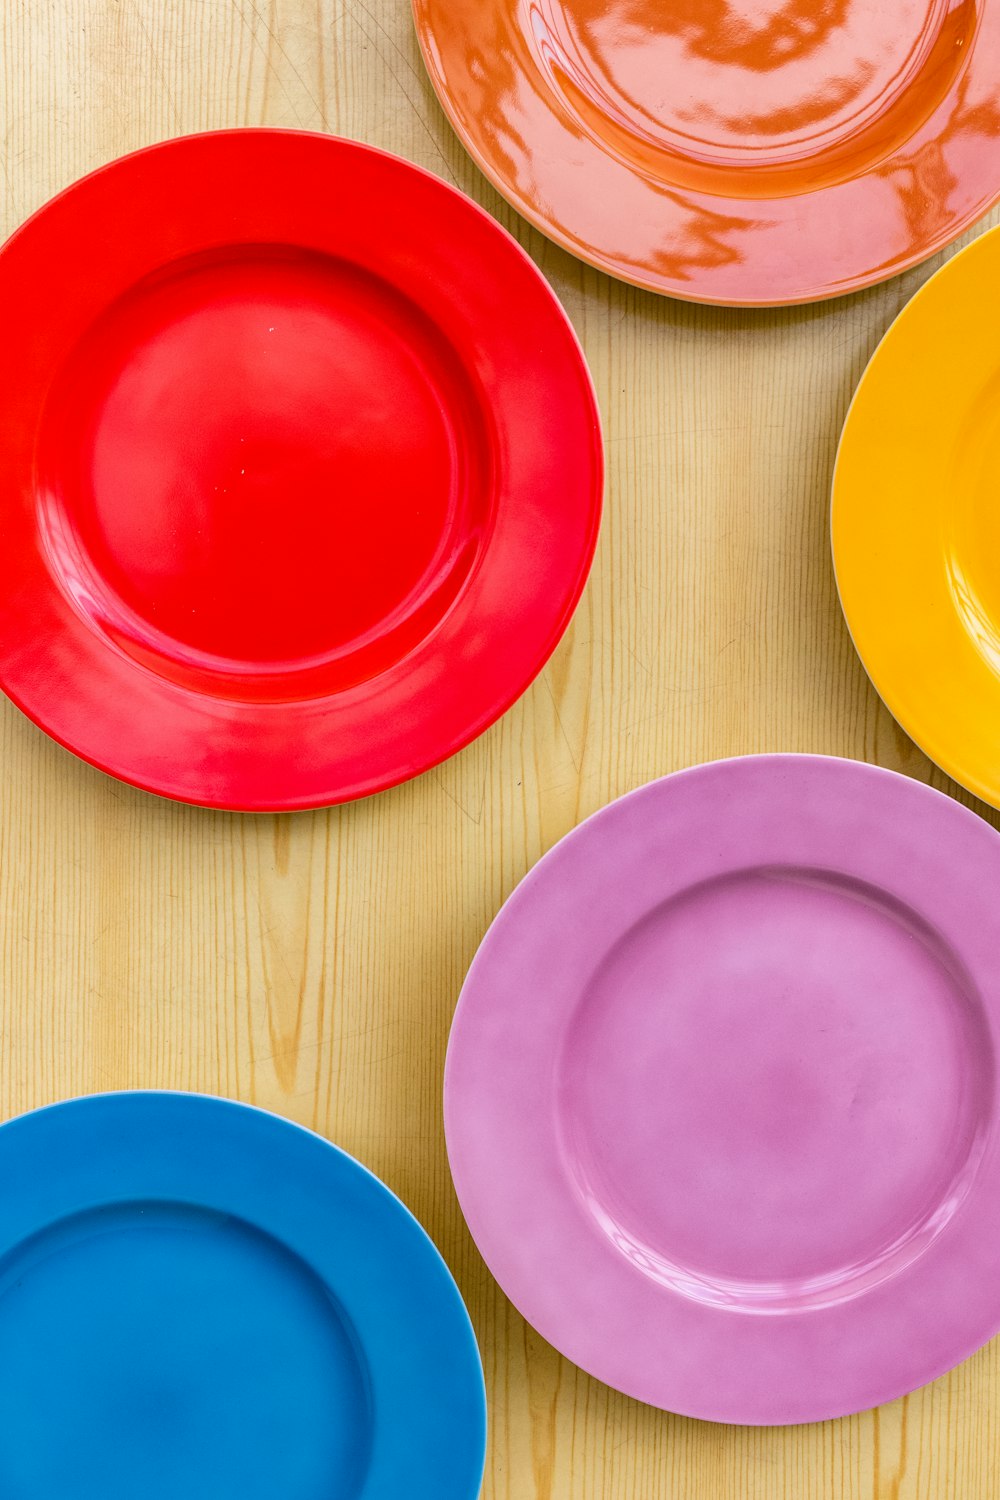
[2,2,999,1496]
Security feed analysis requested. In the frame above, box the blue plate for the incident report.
[0,1092,486,1499]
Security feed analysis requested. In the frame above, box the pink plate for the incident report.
[446,755,1000,1423]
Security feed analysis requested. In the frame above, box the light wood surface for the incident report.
[2,3,1000,1496]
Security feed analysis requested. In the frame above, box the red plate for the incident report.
[0,130,602,809]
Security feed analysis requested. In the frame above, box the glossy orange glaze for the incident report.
[414,0,1000,302]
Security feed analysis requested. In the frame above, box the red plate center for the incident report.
[38,246,489,692]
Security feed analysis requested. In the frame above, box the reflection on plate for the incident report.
[0,129,602,809]
[834,225,1000,808]
[446,755,1000,1423]
[414,0,1000,304]
[0,1092,485,1498]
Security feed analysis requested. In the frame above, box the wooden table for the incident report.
[3,3,999,1496]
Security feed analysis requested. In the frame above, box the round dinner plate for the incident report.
[0,1092,485,1498]
[414,0,1000,305]
[833,226,1000,810]
[446,755,1000,1423]
[0,129,602,809]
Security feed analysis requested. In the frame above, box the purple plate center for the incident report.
[559,865,991,1311]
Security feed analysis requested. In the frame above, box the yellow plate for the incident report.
[833,226,1000,810]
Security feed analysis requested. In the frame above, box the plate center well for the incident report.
[947,367,1000,676]
[559,865,992,1310]
[527,0,973,193]
[37,246,491,688]
[0,1201,371,1499]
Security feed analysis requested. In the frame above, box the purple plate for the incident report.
[445,755,1000,1424]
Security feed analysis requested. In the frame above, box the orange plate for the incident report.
[833,225,1000,808]
[414,0,1000,305]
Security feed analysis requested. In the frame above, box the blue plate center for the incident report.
[0,1201,372,1500]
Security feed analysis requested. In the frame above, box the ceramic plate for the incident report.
[446,755,1000,1423]
[0,129,602,809]
[0,1092,485,1497]
[833,226,1000,808]
[414,0,1000,305]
